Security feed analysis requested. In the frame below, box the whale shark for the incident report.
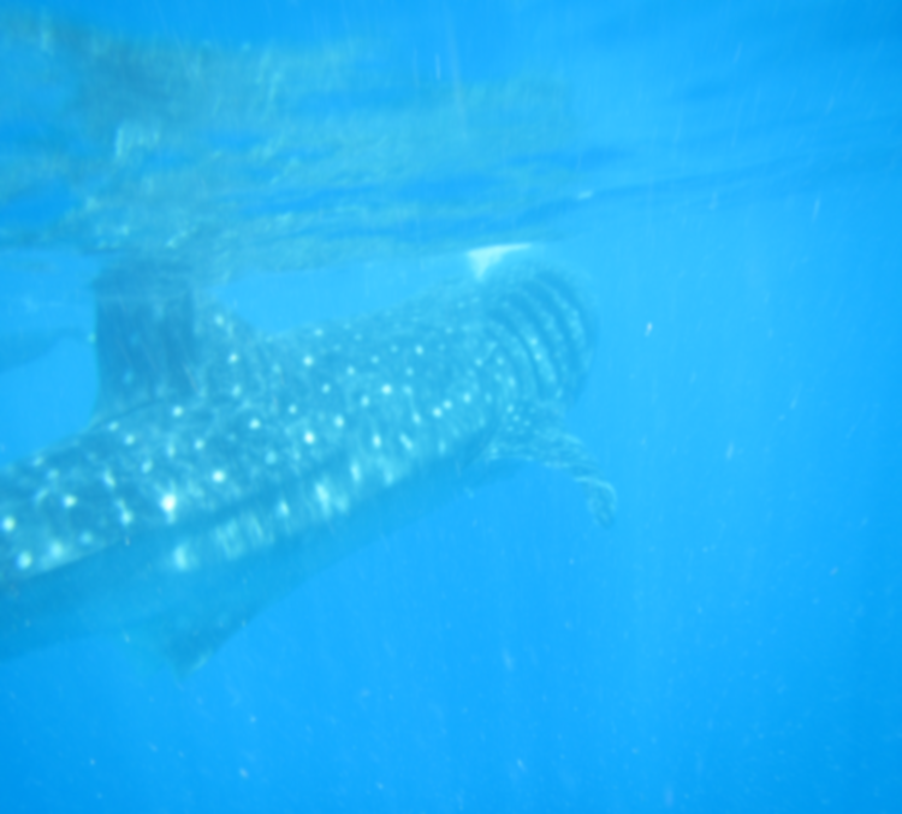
[0,255,616,674]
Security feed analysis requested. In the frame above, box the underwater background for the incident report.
[0,0,900,811]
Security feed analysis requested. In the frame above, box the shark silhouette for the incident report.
[0,254,616,674]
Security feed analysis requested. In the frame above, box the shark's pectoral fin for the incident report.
[481,406,617,527]
[121,603,258,678]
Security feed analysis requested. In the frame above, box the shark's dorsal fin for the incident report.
[90,273,266,424]
[92,275,198,423]
[0,326,86,374]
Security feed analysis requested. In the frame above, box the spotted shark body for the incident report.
[0,256,615,674]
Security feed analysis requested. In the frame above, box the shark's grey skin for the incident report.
[0,258,615,674]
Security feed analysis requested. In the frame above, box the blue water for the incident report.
[1,1,900,812]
